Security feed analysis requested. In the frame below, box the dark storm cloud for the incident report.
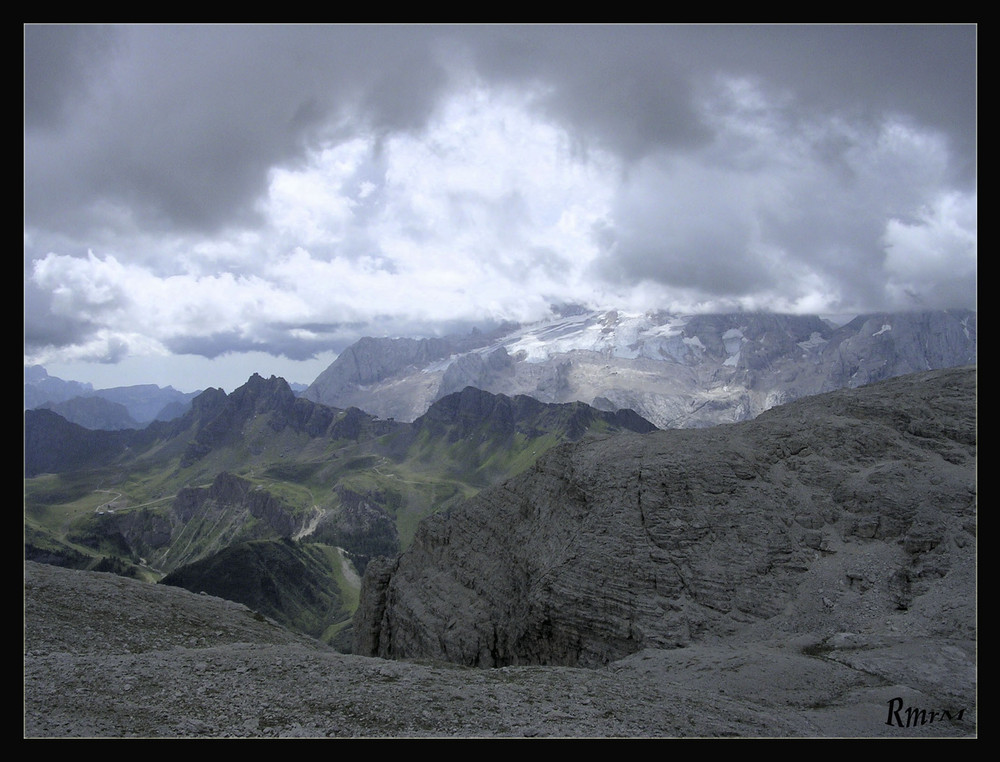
[465,25,713,159]
[24,24,976,389]
[707,25,977,184]
[465,25,976,175]
[25,25,975,235]
[24,25,117,130]
[24,25,452,236]
[163,330,258,360]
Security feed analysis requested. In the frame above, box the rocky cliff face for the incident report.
[355,366,976,669]
[306,309,976,429]
[818,311,977,390]
[301,329,516,421]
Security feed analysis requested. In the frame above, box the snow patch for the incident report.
[422,354,460,373]
[646,316,689,338]
[498,310,695,363]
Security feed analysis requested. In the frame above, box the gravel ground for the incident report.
[24,561,975,739]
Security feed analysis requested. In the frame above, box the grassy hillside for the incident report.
[159,538,353,646]
[24,379,657,645]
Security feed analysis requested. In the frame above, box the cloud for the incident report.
[882,190,977,309]
[24,25,976,389]
[590,75,975,314]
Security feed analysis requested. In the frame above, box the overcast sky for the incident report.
[24,24,977,392]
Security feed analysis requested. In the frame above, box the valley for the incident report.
[23,308,977,737]
[24,364,978,737]
[25,377,656,643]
[24,309,978,649]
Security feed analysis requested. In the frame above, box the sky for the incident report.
[24,24,977,393]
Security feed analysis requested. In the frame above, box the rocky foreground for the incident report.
[23,560,976,738]
[25,366,976,738]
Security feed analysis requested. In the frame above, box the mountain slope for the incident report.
[378,385,657,487]
[305,309,976,428]
[355,365,976,670]
[24,409,133,477]
[25,372,657,643]
[38,396,139,430]
[160,537,355,646]
[25,366,201,426]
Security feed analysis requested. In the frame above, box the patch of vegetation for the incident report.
[65,524,138,560]
[263,461,323,482]
[24,471,100,506]
[25,538,94,569]
[160,537,351,643]
[344,455,379,471]
[90,555,145,578]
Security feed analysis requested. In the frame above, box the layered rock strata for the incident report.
[355,366,976,668]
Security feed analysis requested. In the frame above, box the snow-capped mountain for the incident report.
[303,308,977,429]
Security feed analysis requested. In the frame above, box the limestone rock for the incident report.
[355,366,976,668]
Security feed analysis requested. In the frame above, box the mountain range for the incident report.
[24,308,976,646]
[304,308,976,429]
[24,371,657,645]
[25,309,976,435]
[24,365,203,429]
[25,363,977,737]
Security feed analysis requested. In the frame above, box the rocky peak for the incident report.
[189,387,228,417]
[229,373,297,414]
[416,386,518,441]
[413,386,657,445]
[354,366,976,669]
[180,376,297,465]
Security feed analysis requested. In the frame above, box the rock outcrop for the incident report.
[355,366,976,669]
